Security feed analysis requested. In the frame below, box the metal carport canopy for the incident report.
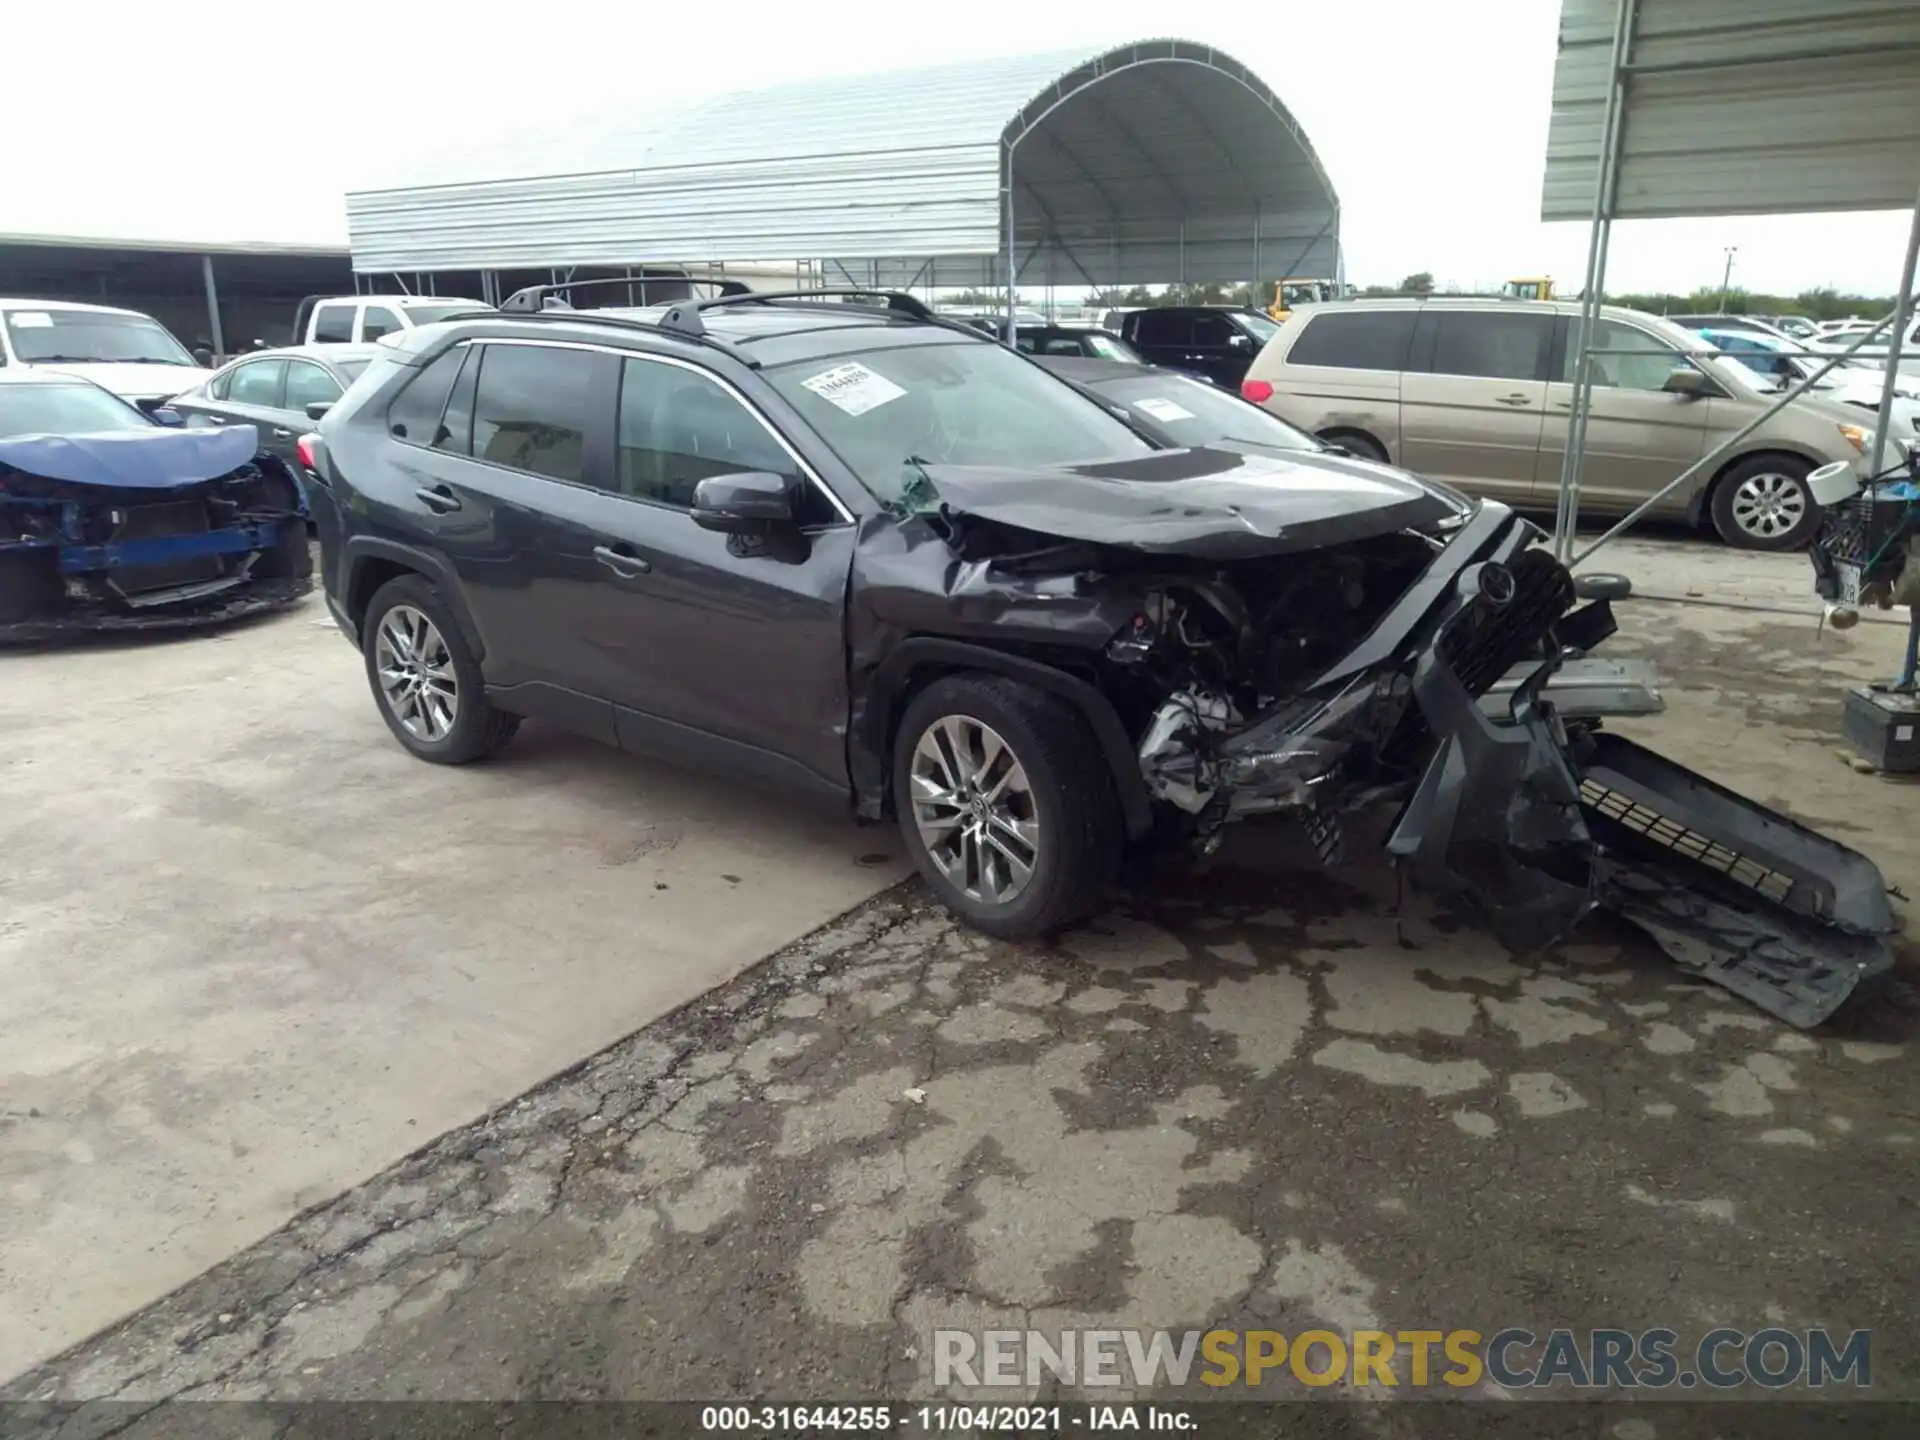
[1542,0,1920,562]
[343,40,1340,290]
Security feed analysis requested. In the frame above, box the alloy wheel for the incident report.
[908,715,1040,906]
[1729,471,1808,543]
[375,604,459,742]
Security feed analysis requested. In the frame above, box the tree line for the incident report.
[942,277,1895,321]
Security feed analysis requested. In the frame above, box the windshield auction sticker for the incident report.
[1134,397,1196,423]
[802,361,907,417]
[8,312,53,328]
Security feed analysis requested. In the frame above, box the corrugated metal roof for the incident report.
[1543,0,1920,221]
[345,39,1340,285]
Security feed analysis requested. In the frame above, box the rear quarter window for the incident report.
[1285,311,1416,372]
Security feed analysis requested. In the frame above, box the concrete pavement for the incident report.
[0,596,906,1380]
[6,571,1915,1418]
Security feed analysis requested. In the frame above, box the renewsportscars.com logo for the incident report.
[932,1327,1872,1391]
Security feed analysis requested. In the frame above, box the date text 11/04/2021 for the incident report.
[701,1408,1192,1431]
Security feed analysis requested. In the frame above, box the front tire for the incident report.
[1709,455,1820,551]
[362,574,519,764]
[892,674,1122,939]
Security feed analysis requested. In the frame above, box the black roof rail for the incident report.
[653,287,985,343]
[498,276,754,315]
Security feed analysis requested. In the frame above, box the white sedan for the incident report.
[1696,327,1920,446]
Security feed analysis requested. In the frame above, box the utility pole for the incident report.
[1718,246,1738,313]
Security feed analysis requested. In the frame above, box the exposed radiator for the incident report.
[108,500,224,595]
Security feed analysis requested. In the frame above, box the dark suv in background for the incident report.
[1119,306,1281,387]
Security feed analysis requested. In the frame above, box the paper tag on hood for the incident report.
[801,361,906,417]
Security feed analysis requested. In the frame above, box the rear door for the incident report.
[358,304,404,344]
[276,360,346,463]
[384,339,622,727]
[187,357,287,442]
[309,302,357,346]
[1126,311,1196,371]
[1399,308,1553,505]
[1535,316,1713,518]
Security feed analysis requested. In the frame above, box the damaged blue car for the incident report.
[0,370,312,639]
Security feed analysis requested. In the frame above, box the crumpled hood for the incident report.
[28,360,208,402]
[0,426,261,488]
[918,444,1465,559]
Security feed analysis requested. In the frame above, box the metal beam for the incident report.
[199,255,224,361]
[1552,0,1640,561]
[1621,41,1920,77]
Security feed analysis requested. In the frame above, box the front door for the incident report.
[584,353,855,795]
[1535,317,1712,519]
[1188,312,1253,387]
[1398,309,1554,505]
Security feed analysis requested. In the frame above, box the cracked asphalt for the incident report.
[5,567,1919,1431]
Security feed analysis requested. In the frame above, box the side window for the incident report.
[1190,313,1236,348]
[209,368,232,401]
[361,306,403,341]
[228,360,285,407]
[312,304,356,344]
[1568,319,1682,392]
[436,346,481,454]
[1427,312,1554,382]
[469,343,597,482]
[1132,312,1192,347]
[284,361,342,412]
[387,344,467,444]
[615,358,798,509]
[1285,312,1416,372]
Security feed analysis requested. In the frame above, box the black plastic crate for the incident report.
[1842,686,1920,773]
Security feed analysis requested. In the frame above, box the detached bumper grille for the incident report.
[1581,776,1796,905]
[109,500,224,595]
[1437,548,1575,697]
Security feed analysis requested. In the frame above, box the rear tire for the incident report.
[892,674,1123,939]
[362,574,518,764]
[1709,455,1820,551]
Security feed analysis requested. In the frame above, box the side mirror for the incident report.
[152,407,185,428]
[690,471,795,535]
[1663,366,1710,398]
[306,401,333,421]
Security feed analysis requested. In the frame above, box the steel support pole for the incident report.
[1867,186,1920,476]
[1553,0,1639,562]
[199,255,225,362]
[1002,140,1020,347]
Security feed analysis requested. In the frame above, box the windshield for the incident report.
[401,303,490,326]
[5,308,197,366]
[766,340,1152,509]
[1237,311,1281,344]
[0,382,153,437]
[1091,372,1319,453]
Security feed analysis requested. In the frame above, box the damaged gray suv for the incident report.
[302,285,1896,1029]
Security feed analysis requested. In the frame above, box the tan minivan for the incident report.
[1240,297,1876,550]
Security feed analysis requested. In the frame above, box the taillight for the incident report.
[296,434,320,471]
[1241,379,1275,404]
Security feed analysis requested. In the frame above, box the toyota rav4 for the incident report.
[301,285,1897,1029]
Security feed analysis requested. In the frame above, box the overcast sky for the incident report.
[8,0,1913,296]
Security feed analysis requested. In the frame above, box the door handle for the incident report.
[1494,393,1533,407]
[204,414,226,424]
[593,544,651,577]
[271,427,293,439]
[414,486,462,514]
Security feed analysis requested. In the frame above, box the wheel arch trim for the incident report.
[340,535,487,664]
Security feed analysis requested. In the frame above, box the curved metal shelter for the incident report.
[344,40,1341,294]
